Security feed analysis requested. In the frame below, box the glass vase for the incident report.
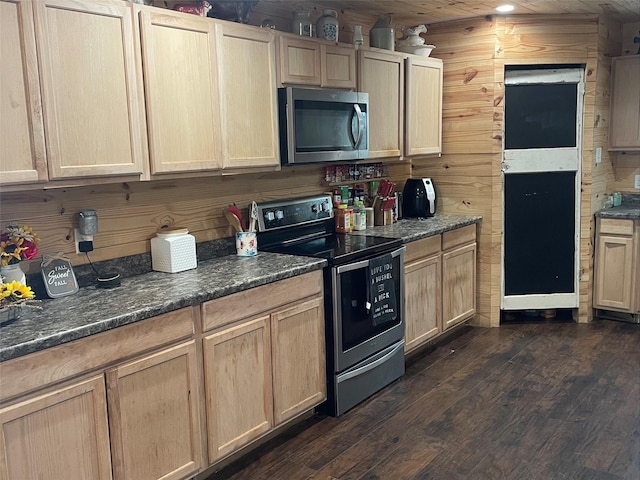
[0,263,27,285]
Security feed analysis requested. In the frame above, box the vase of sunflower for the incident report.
[0,280,38,324]
[0,224,39,286]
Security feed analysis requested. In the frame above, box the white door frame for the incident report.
[501,68,584,310]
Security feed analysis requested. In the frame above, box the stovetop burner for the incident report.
[256,195,402,265]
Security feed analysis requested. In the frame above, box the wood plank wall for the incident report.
[417,14,622,327]
[410,16,497,328]
[0,163,410,275]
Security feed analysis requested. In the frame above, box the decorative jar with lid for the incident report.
[316,9,338,41]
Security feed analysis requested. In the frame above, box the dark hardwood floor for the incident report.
[207,319,640,480]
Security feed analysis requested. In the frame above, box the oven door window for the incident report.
[338,253,402,351]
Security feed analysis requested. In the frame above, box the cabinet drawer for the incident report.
[201,271,323,332]
[404,235,441,263]
[442,224,476,251]
[598,218,634,236]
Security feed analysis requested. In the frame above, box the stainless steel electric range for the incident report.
[257,195,405,416]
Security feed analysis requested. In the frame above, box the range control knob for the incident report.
[311,204,318,213]
[265,211,275,221]
[275,210,284,220]
[320,201,330,212]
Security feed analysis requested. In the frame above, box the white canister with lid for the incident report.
[151,228,197,273]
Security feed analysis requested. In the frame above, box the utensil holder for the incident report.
[236,231,258,257]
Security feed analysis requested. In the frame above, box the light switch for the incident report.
[595,147,602,164]
[635,174,640,190]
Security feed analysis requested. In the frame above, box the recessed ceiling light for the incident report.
[496,4,515,13]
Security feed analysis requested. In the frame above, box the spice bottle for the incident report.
[335,204,351,233]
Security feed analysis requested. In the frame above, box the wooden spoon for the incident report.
[228,204,247,231]
[224,209,243,233]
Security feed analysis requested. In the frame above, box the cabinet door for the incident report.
[1,0,48,185]
[203,316,273,462]
[217,22,279,170]
[442,242,476,330]
[404,255,441,353]
[33,0,146,180]
[0,376,111,480]
[321,44,356,89]
[271,297,326,425]
[358,49,404,159]
[405,56,443,156]
[594,234,635,311]
[106,341,202,480]
[609,56,640,151]
[139,10,223,174]
[278,35,321,86]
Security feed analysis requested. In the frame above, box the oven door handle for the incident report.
[337,341,404,383]
[335,246,405,274]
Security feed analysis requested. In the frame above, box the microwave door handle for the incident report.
[352,103,364,148]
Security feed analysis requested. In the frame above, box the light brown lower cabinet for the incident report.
[0,307,195,480]
[404,236,442,353]
[203,316,274,462]
[594,217,640,313]
[201,271,326,463]
[0,274,326,479]
[271,297,326,424]
[0,375,112,480]
[106,341,203,480]
[403,224,477,354]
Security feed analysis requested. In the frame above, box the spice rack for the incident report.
[323,163,387,186]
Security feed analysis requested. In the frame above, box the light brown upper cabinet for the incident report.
[609,56,640,151]
[32,0,147,180]
[0,0,48,186]
[216,22,280,170]
[139,9,223,175]
[278,34,356,89]
[358,48,405,159]
[405,56,443,156]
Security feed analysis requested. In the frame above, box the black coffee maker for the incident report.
[402,178,437,218]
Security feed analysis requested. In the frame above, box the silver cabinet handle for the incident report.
[337,342,404,383]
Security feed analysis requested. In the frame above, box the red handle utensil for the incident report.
[228,204,247,231]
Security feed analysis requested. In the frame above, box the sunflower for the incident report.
[0,281,35,307]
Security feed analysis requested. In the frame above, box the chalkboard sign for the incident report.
[368,253,397,326]
[40,254,79,298]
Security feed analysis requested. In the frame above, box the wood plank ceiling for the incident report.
[258,0,640,26]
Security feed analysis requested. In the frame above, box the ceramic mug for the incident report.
[236,231,258,257]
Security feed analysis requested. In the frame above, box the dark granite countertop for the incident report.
[595,195,640,220]
[351,214,482,242]
[0,253,326,362]
[0,213,481,363]
[595,205,640,220]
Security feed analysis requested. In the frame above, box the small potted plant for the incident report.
[0,280,39,324]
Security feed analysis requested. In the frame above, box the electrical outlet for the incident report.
[74,228,94,254]
[635,174,640,190]
[595,147,602,164]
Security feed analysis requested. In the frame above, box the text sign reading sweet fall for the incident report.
[40,256,79,298]
[369,254,397,326]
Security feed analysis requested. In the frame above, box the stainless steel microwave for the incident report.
[278,87,369,165]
